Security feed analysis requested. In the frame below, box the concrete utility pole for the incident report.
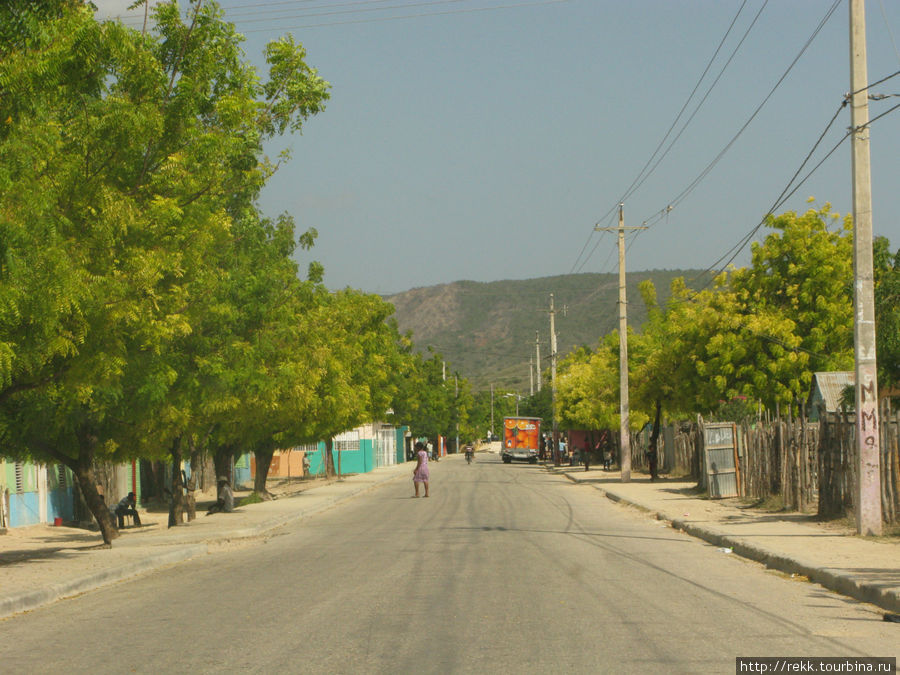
[535,332,542,392]
[550,294,560,466]
[596,204,646,482]
[849,0,882,535]
[490,383,494,439]
[529,356,534,396]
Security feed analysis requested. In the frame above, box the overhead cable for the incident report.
[568,0,752,275]
[638,0,843,230]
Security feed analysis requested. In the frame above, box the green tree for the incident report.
[730,205,853,374]
[0,0,328,543]
[556,338,648,433]
[297,289,408,477]
[874,236,900,390]
[630,207,852,419]
[390,349,457,444]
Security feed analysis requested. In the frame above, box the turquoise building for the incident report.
[0,458,76,529]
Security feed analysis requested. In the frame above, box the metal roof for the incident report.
[811,371,855,412]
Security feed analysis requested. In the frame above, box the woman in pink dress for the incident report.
[413,441,430,497]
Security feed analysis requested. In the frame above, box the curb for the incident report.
[576,477,900,615]
[0,544,206,620]
[0,468,407,620]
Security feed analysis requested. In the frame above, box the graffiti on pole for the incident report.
[859,376,878,449]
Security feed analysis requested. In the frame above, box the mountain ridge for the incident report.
[385,269,709,392]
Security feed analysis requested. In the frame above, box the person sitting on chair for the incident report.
[114,492,141,529]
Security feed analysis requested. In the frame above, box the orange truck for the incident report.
[501,416,542,464]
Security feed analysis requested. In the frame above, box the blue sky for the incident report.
[98,1,900,295]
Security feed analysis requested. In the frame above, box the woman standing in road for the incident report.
[413,441,430,497]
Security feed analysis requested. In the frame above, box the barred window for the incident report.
[333,430,360,453]
[14,462,24,493]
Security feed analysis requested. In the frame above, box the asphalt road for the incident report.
[1,455,897,674]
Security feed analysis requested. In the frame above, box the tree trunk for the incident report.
[147,460,165,501]
[169,436,185,527]
[71,464,119,546]
[648,399,662,480]
[185,439,202,521]
[213,443,234,485]
[63,430,120,546]
[253,447,274,500]
[324,438,335,478]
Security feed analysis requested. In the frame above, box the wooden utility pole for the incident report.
[596,204,646,482]
[849,0,882,535]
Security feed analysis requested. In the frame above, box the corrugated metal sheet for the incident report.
[708,472,739,500]
[812,371,855,413]
[703,423,740,498]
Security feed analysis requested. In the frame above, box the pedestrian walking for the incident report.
[413,441,430,498]
[583,440,591,472]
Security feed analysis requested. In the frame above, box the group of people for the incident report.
[537,434,614,471]
[103,474,237,531]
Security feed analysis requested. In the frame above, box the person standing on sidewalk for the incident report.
[582,440,591,472]
[413,442,430,498]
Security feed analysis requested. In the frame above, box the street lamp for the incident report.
[503,392,524,416]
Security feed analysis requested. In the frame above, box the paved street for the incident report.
[1,455,897,674]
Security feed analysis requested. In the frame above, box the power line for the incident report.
[637,0,843,230]
[115,0,568,32]
[688,80,900,296]
[877,0,900,65]
[620,1,765,211]
[638,92,900,363]
[686,104,849,296]
[220,0,433,17]
[210,0,479,25]
[230,0,568,32]
[568,1,756,275]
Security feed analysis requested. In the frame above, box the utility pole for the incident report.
[529,356,534,396]
[596,204,646,482]
[455,374,459,456]
[535,332,542,392]
[549,294,560,466]
[490,383,494,439]
[849,0,882,535]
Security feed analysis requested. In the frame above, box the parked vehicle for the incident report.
[501,416,541,464]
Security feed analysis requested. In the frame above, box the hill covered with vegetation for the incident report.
[386,270,710,392]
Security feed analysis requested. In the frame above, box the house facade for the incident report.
[248,423,409,485]
[0,458,76,529]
